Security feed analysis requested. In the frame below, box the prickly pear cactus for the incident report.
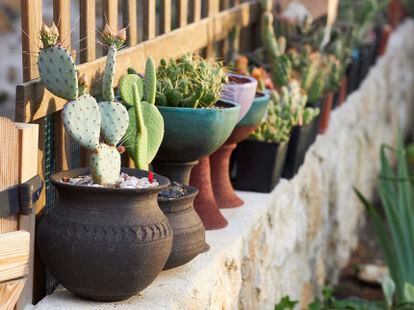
[90,144,121,185]
[119,74,144,106]
[120,58,164,169]
[38,23,78,100]
[62,94,101,150]
[97,101,129,146]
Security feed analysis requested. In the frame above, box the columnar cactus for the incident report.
[38,23,129,186]
[120,58,165,170]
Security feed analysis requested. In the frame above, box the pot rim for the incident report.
[50,167,170,194]
[225,73,258,89]
[158,184,198,202]
[156,98,240,112]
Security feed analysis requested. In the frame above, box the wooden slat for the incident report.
[15,2,260,123]
[80,0,96,63]
[124,0,138,46]
[206,0,220,57]
[206,0,220,16]
[143,0,156,40]
[0,117,19,233]
[103,0,118,30]
[193,0,201,22]
[160,0,172,33]
[0,279,27,310]
[0,231,30,283]
[53,0,71,172]
[15,123,38,310]
[20,0,42,82]
[178,0,188,28]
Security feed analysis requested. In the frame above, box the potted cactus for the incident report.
[151,53,241,230]
[36,24,172,302]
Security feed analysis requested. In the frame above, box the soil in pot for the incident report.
[37,168,172,302]
[158,183,207,270]
[235,139,289,193]
[282,122,313,179]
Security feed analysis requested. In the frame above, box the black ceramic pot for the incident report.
[282,122,313,179]
[235,139,289,193]
[158,185,207,270]
[37,168,172,302]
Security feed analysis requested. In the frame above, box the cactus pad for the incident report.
[144,57,156,104]
[119,74,144,106]
[62,94,101,151]
[90,144,121,185]
[102,45,116,101]
[38,45,78,100]
[125,101,164,166]
[98,101,129,146]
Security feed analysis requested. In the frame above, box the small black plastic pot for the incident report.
[359,41,377,82]
[282,121,313,179]
[158,185,207,270]
[234,139,289,193]
[347,49,362,94]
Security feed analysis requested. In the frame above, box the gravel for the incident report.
[61,173,159,189]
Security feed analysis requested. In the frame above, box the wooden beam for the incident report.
[0,279,27,310]
[15,2,260,123]
[124,0,138,46]
[178,0,188,28]
[103,0,118,30]
[192,0,201,22]
[80,0,96,63]
[0,231,30,283]
[160,0,172,33]
[143,0,156,40]
[15,123,38,310]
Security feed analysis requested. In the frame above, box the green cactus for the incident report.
[156,53,227,108]
[38,23,78,100]
[120,59,164,169]
[38,23,130,186]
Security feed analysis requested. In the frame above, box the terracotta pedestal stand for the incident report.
[210,125,256,209]
[190,156,228,230]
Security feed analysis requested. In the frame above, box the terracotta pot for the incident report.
[338,78,347,106]
[158,185,207,270]
[306,99,324,148]
[190,156,227,230]
[37,168,172,302]
[210,92,270,209]
[319,93,334,134]
[378,24,392,56]
[235,139,289,193]
[389,0,404,28]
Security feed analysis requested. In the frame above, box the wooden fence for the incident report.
[13,0,328,304]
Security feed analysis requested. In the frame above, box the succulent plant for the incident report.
[250,79,319,143]
[38,23,129,186]
[119,58,164,170]
[156,53,227,108]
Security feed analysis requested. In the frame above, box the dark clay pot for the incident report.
[235,139,289,193]
[282,122,313,179]
[333,78,348,109]
[37,168,172,302]
[152,160,198,185]
[158,186,207,270]
[319,93,334,134]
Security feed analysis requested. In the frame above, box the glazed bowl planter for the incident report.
[158,185,207,270]
[37,168,172,302]
[234,139,289,193]
[210,91,270,209]
[282,122,313,179]
[153,99,240,185]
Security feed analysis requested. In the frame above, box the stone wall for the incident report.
[36,20,414,310]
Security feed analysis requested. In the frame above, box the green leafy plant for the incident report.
[402,0,414,16]
[274,296,298,310]
[355,138,414,304]
[156,53,228,108]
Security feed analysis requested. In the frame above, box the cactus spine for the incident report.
[38,23,129,186]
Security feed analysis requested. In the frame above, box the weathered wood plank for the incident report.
[192,0,201,22]
[103,0,118,30]
[15,2,259,123]
[160,0,172,33]
[124,0,138,46]
[0,278,27,310]
[20,0,42,82]
[15,123,38,310]
[80,0,96,63]
[143,0,156,40]
[0,231,30,283]
[0,117,19,233]
[178,0,188,28]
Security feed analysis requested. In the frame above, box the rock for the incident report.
[358,264,389,285]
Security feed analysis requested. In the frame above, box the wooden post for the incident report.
[160,0,172,33]
[143,0,156,40]
[124,0,138,45]
[178,0,188,28]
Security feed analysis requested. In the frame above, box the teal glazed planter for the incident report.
[237,91,270,127]
[155,100,241,163]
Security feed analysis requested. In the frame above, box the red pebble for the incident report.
[117,145,126,154]
[148,171,154,183]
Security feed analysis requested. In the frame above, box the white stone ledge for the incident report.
[35,20,414,310]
